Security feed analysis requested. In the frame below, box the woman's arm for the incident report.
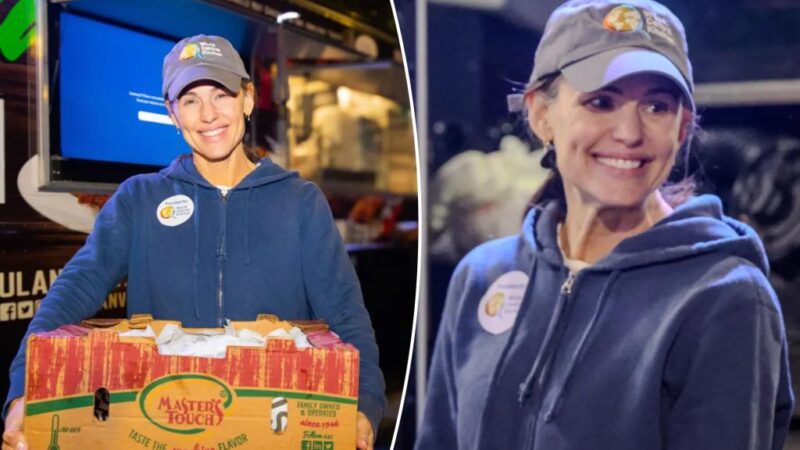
[3,180,134,415]
[414,259,473,450]
[297,182,387,439]
[664,269,794,450]
[414,309,460,449]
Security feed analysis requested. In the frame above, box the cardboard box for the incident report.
[24,315,358,450]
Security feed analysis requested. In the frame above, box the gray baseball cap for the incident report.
[162,34,250,101]
[509,0,694,111]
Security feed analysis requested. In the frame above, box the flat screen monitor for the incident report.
[42,10,188,192]
[58,12,185,167]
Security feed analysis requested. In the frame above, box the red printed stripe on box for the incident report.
[25,329,358,401]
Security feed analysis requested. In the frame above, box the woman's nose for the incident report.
[199,101,219,122]
[611,104,644,147]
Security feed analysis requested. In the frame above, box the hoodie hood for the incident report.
[521,194,770,276]
[159,154,297,189]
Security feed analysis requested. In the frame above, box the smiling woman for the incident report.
[415,1,794,449]
[162,36,257,188]
[2,34,385,450]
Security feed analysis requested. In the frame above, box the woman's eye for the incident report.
[180,98,197,107]
[215,92,231,100]
[643,98,677,114]
[584,95,615,111]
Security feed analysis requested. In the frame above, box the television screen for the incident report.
[58,12,186,167]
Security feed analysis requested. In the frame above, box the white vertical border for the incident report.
[388,0,428,448]
[0,98,5,204]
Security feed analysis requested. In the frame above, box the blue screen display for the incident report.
[59,13,188,166]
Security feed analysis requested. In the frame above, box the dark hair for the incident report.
[527,75,698,209]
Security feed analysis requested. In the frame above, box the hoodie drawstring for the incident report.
[244,187,253,265]
[542,270,621,422]
[192,183,201,320]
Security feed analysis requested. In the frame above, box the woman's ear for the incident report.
[242,82,255,116]
[678,108,694,145]
[526,91,553,143]
[164,100,181,130]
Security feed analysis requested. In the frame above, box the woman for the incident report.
[3,35,384,450]
[416,1,793,449]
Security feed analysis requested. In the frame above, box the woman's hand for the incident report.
[2,397,28,450]
[355,411,374,450]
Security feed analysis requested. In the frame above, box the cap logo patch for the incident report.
[178,43,202,61]
[602,5,643,32]
[178,42,225,61]
[640,9,678,46]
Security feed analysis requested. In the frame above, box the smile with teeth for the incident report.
[199,126,226,137]
[595,156,644,170]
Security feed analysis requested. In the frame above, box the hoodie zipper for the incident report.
[217,189,229,327]
[561,270,576,295]
[522,269,577,450]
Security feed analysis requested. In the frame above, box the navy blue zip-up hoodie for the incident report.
[6,155,386,431]
[416,195,793,450]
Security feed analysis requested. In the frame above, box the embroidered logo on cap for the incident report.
[477,270,529,335]
[178,41,225,61]
[157,194,194,227]
[179,44,202,61]
[640,8,678,46]
[602,5,643,32]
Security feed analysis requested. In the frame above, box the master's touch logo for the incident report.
[139,374,233,434]
[602,5,643,32]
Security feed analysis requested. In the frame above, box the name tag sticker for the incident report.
[157,194,194,227]
[477,270,529,335]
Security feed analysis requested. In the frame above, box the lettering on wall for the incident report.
[0,268,127,322]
